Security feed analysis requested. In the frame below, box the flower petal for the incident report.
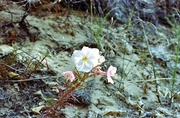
[99,56,105,64]
[107,66,117,84]
[71,46,100,72]
[71,50,83,64]
[107,66,117,76]
[107,76,114,84]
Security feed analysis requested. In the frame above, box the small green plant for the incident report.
[45,46,117,117]
[88,7,114,50]
[89,16,107,50]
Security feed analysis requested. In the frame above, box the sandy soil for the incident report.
[0,1,179,118]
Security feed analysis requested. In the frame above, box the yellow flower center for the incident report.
[82,56,89,62]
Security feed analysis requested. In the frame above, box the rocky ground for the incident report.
[0,1,180,118]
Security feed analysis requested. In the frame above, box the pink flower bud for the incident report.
[94,65,117,84]
[63,71,75,82]
[107,66,117,84]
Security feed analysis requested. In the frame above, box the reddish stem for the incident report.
[55,72,89,109]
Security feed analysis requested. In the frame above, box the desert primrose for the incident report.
[69,46,116,84]
[46,46,117,116]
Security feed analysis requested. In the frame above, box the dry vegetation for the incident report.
[0,0,179,118]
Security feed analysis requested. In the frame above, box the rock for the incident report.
[64,0,180,26]
[0,45,14,57]
[100,0,157,25]
[70,89,92,106]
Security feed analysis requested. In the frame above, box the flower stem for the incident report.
[55,72,89,109]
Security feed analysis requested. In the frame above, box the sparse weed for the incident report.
[88,7,114,50]
[169,24,180,104]
[89,16,106,50]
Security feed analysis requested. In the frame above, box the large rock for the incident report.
[64,0,180,26]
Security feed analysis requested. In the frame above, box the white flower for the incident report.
[71,46,100,72]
